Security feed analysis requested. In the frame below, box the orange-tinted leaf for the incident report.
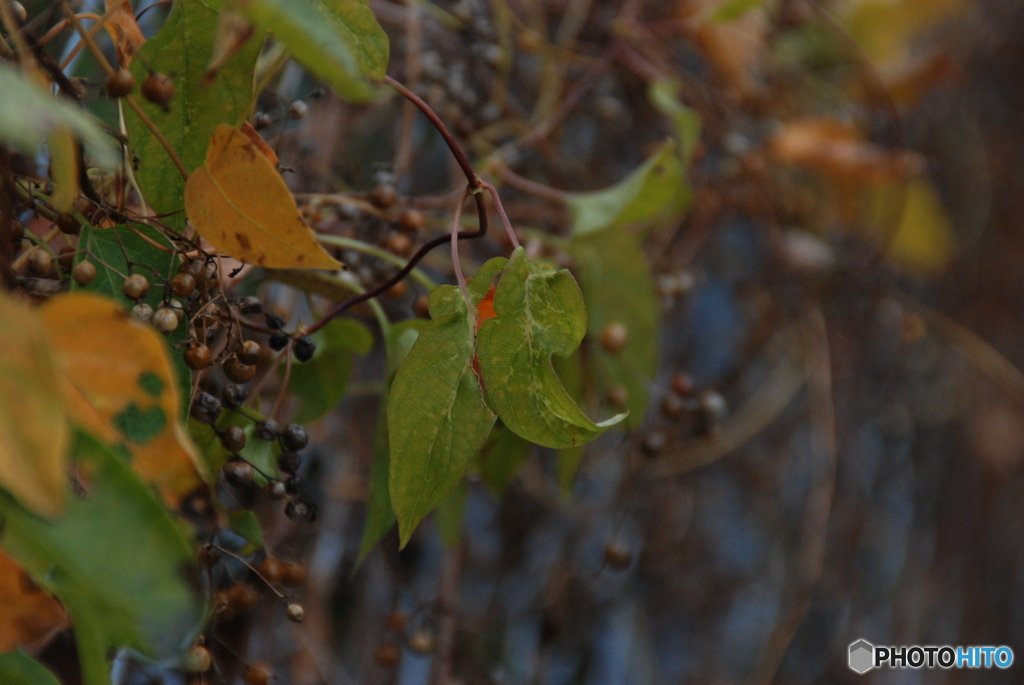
[0,550,68,653]
[104,0,146,67]
[0,293,68,519]
[184,125,341,269]
[240,120,278,166]
[475,284,497,331]
[39,293,205,506]
[769,118,924,183]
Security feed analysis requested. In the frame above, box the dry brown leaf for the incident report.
[769,118,925,183]
[0,549,68,653]
[184,125,342,269]
[39,293,205,507]
[0,292,68,519]
[104,0,146,67]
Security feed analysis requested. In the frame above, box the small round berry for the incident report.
[264,311,286,329]
[224,356,256,383]
[407,629,436,654]
[130,303,154,323]
[599,321,629,354]
[190,391,221,424]
[104,68,136,98]
[55,212,80,235]
[222,459,253,488]
[242,663,272,685]
[258,557,284,584]
[57,245,76,271]
[72,259,97,286]
[384,232,412,257]
[26,248,52,276]
[285,602,305,623]
[281,561,306,586]
[277,452,301,475]
[268,332,290,351]
[122,273,150,300]
[253,112,273,130]
[370,183,398,209]
[238,340,262,366]
[225,582,260,613]
[284,500,310,520]
[641,431,666,455]
[603,543,632,570]
[183,343,212,370]
[699,391,728,422]
[221,384,247,409]
[153,307,179,334]
[288,100,308,119]
[180,644,212,673]
[385,279,408,299]
[165,298,186,321]
[672,373,695,397]
[292,337,315,362]
[10,1,27,24]
[220,425,247,453]
[396,208,425,233]
[141,72,174,106]
[661,394,686,419]
[384,611,407,634]
[266,480,288,500]
[179,258,204,278]
[373,643,401,669]
[239,295,263,315]
[281,424,308,451]
[607,385,629,407]
[413,295,431,319]
[169,272,195,297]
[198,544,221,566]
[254,419,279,441]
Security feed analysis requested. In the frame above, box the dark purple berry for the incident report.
[293,337,315,362]
[278,452,301,475]
[254,419,279,441]
[190,391,221,424]
[281,424,308,451]
[268,332,289,351]
[222,384,247,409]
[264,312,286,330]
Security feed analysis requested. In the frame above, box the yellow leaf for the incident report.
[104,0,146,67]
[0,293,68,519]
[0,549,68,653]
[185,125,341,270]
[39,293,205,506]
[47,127,78,213]
[885,177,956,274]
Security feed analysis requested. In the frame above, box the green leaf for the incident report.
[477,424,531,496]
[0,432,199,685]
[565,140,688,236]
[551,352,585,494]
[387,267,501,548]
[435,478,467,548]
[570,228,660,428]
[0,63,114,166]
[648,79,702,165]
[189,411,280,482]
[74,224,190,410]
[477,248,626,448]
[286,318,373,423]
[709,0,764,23]
[0,651,61,685]
[355,319,426,566]
[125,0,264,229]
[235,0,389,102]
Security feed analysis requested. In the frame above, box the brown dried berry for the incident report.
[153,307,179,334]
[396,208,425,233]
[407,629,436,655]
[238,340,262,366]
[222,459,253,487]
[180,645,212,673]
[285,602,305,623]
[281,424,308,451]
[57,246,76,271]
[190,391,221,424]
[385,279,408,299]
[266,480,288,500]
[384,232,413,257]
[122,273,150,299]
[130,303,153,323]
[242,663,272,685]
[606,385,629,407]
[72,260,97,286]
[170,272,195,297]
[257,557,284,585]
[104,68,136,98]
[599,321,629,354]
[603,543,632,570]
[220,425,246,453]
[370,183,398,209]
[661,394,686,419]
[373,643,401,669]
[288,100,308,119]
[55,212,80,235]
[141,72,174,106]
[183,343,212,370]
[27,248,52,276]
[280,561,306,586]
[641,431,666,455]
[224,356,256,383]
[671,373,695,397]
[413,295,431,319]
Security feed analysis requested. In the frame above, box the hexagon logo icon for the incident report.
[849,639,875,674]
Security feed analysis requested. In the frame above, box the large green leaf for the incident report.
[125,0,264,228]
[477,248,626,448]
[570,228,660,428]
[565,140,687,236]
[0,63,114,166]
[387,261,505,548]
[0,651,61,685]
[0,432,199,685]
[648,79,702,165]
[286,318,373,423]
[235,0,389,102]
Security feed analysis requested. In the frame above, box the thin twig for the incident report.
[451,187,471,301]
[482,181,521,248]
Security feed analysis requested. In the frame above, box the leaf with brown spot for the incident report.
[104,0,146,67]
[39,293,206,507]
[184,125,341,269]
[0,549,68,653]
